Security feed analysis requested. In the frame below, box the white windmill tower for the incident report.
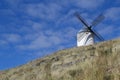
[74,12,105,46]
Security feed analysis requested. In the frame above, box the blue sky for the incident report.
[0,0,120,70]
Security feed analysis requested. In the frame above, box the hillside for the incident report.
[0,39,120,80]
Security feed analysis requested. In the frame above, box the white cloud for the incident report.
[0,40,7,45]
[16,8,79,51]
[54,0,104,9]
[75,0,104,9]
[15,0,105,10]
[49,36,61,45]
[63,27,78,40]
[5,0,22,7]
[115,0,120,4]
[99,25,115,35]
[1,0,106,52]
[23,0,105,23]
[32,22,43,31]
[25,3,62,21]
[18,31,62,50]
[94,22,120,40]
[28,35,52,49]
[18,25,78,50]
[2,34,22,43]
[23,33,39,41]
[105,7,120,21]
[19,20,46,34]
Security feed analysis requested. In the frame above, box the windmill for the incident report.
[74,12,105,46]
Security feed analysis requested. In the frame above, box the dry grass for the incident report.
[0,39,120,80]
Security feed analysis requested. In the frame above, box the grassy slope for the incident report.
[0,39,120,80]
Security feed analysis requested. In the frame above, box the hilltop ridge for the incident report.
[0,39,120,80]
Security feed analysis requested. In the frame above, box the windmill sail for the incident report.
[74,12,89,28]
[90,14,105,27]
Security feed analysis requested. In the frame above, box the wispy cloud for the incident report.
[24,3,62,21]
[1,34,22,43]
[105,7,120,21]
[23,0,105,22]
[98,25,116,38]
[53,0,105,9]
[0,0,118,58]
[115,0,120,4]
[74,0,105,9]
[9,0,105,51]
[4,0,22,8]
[17,25,77,51]
[0,40,7,45]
